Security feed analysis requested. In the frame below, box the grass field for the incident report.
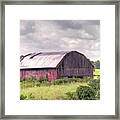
[93,69,100,79]
[20,69,100,100]
[21,82,87,100]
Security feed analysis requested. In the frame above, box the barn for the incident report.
[20,51,94,81]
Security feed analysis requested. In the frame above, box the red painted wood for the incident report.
[20,69,58,81]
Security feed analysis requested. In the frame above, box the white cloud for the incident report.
[20,20,100,61]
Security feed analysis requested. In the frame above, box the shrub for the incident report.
[20,77,95,88]
[65,78,100,100]
[65,92,78,100]
[88,79,100,90]
[88,79,100,99]
[27,93,35,99]
[20,77,50,88]
[95,90,100,100]
[51,77,83,85]
[76,86,96,100]
[51,79,64,85]
[20,93,34,100]
[20,94,27,100]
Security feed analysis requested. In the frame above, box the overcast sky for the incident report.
[20,20,100,61]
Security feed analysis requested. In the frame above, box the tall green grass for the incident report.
[20,82,88,100]
[93,69,100,80]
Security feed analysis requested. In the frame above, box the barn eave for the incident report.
[20,67,56,70]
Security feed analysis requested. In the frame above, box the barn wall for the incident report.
[57,68,93,77]
[57,51,93,77]
[20,69,58,81]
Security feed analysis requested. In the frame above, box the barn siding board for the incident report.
[57,51,93,78]
[20,69,58,81]
[58,68,93,77]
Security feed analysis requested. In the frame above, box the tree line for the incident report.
[91,60,100,69]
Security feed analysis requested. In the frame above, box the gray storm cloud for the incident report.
[20,20,100,61]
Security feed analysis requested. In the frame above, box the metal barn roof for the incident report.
[20,51,68,69]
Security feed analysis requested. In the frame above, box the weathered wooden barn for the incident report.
[20,51,94,81]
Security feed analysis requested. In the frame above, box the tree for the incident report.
[95,60,100,69]
[91,60,100,69]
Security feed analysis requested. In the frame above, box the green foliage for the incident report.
[93,69,100,76]
[96,90,100,100]
[20,77,50,88]
[91,60,100,69]
[65,79,100,100]
[20,94,27,100]
[20,77,85,88]
[51,78,83,85]
[51,79,64,85]
[95,60,100,69]
[69,79,101,100]
[93,69,100,80]
[65,92,78,100]
[20,82,87,100]
[76,86,96,100]
[88,79,100,90]
[28,93,35,99]
[20,93,34,100]
[20,77,100,100]
[88,79,100,99]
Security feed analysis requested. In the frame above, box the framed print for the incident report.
[0,0,119,119]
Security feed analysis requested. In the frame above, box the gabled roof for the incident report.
[20,51,68,69]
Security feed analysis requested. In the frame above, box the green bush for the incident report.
[51,77,83,85]
[20,94,27,100]
[51,79,64,85]
[27,93,35,99]
[20,77,50,88]
[76,86,96,100]
[88,79,100,90]
[88,79,100,99]
[20,93,34,100]
[65,81,100,100]
[65,92,78,100]
[95,90,100,99]
[65,79,100,100]
[20,77,95,89]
